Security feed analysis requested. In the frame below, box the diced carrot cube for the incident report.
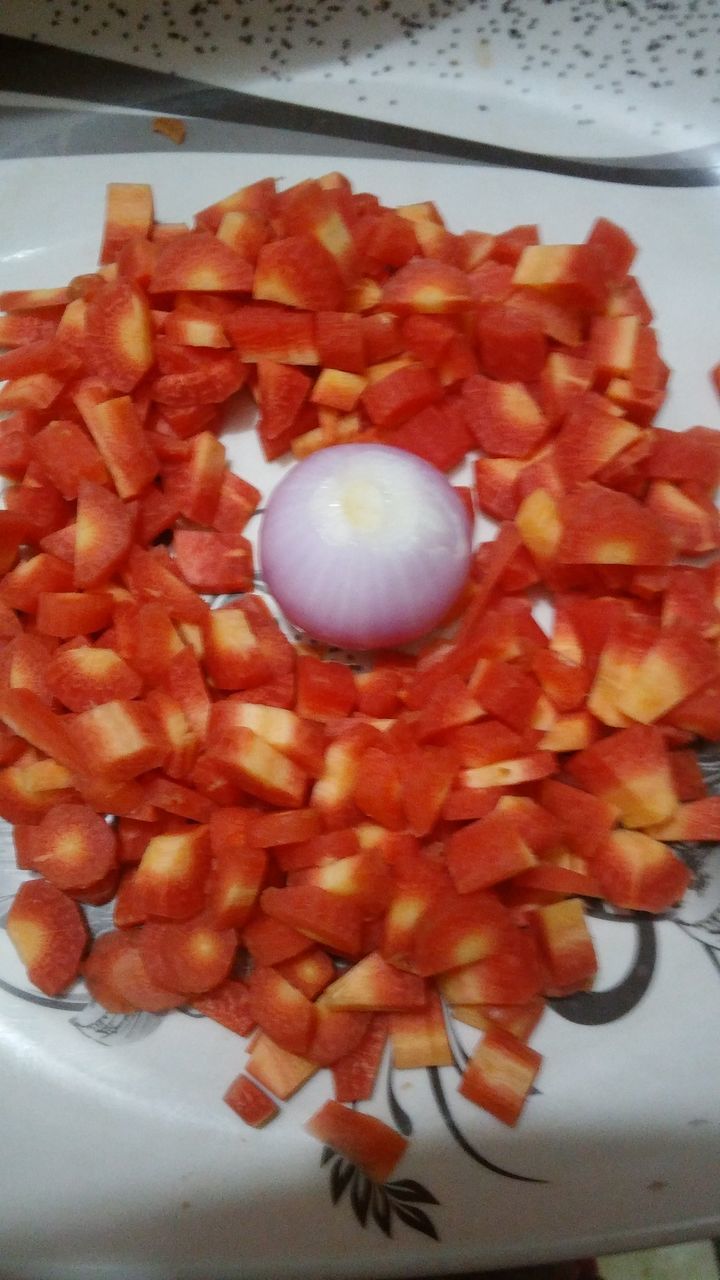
[212,704,323,776]
[446,809,537,894]
[1,552,74,613]
[323,951,426,1012]
[194,978,255,1037]
[459,1026,542,1126]
[459,751,556,791]
[249,807,322,847]
[362,363,442,429]
[257,360,312,440]
[568,724,677,829]
[126,546,210,625]
[0,632,55,704]
[316,311,366,373]
[275,947,336,999]
[115,601,183,685]
[247,965,317,1056]
[452,998,545,1042]
[400,745,457,837]
[531,898,597,995]
[212,471,261,539]
[440,927,543,1005]
[390,987,452,1068]
[7,879,88,996]
[83,928,183,1012]
[31,802,117,892]
[85,280,154,393]
[163,649,211,741]
[149,230,254,293]
[224,1074,279,1128]
[242,910,310,966]
[254,236,344,311]
[0,686,83,772]
[195,178,277,231]
[67,699,167,782]
[353,748,405,832]
[225,305,319,365]
[173,530,253,594]
[205,844,267,930]
[137,916,236,993]
[141,775,213,823]
[513,243,608,309]
[380,258,472,315]
[32,419,108,499]
[477,304,547,382]
[558,483,674,566]
[593,829,691,913]
[647,796,720,841]
[332,1015,388,1103]
[74,480,135,590]
[36,591,114,638]
[166,430,226,526]
[247,1033,317,1100]
[212,723,308,808]
[80,395,158,499]
[292,849,392,911]
[100,183,154,265]
[305,1100,407,1183]
[261,884,363,955]
[132,825,212,920]
[411,889,510,976]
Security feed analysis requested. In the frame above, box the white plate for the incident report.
[2,2,720,160]
[1,153,720,1280]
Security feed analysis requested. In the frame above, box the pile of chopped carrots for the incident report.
[1,171,720,1183]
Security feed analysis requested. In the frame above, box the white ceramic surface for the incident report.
[1,0,720,160]
[1,153,720,1280]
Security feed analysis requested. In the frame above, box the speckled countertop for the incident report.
[0,0,719,175]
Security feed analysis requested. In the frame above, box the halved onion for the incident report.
[259,444,472,650]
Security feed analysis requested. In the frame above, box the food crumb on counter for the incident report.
[153,117,187,145]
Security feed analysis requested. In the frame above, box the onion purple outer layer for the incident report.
[259,444,472,650]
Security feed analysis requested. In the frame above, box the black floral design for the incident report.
[548,906,657,1026]
[320,1145,440,1241]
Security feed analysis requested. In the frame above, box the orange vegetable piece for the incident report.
[390,987,452,1069]
[99,183,154,265]
[247,965,317,1057]
[85,280,154,393]
[7,879,88,996]
[83,928,184,1012]
[149,231,254,294]
[247,1033,317,1099]
[194,978,255,1037]
[74,480,135,589]
[137,917,236,994]
[261,884,363,956]
[332,1015,388,1103]
[459,1026,542,1127]
[81,395,158,499]
[593,830,691,914]
[67,699,167,783]
[132,825,212,920]
[253,236,344,311]
[224,1074,278,1128]
[305,1100,407,1183]
[31,802,117,892]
